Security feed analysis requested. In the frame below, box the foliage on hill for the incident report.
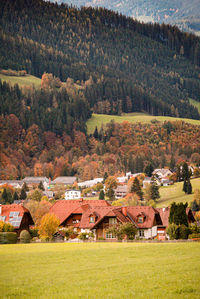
[1,113,200,180]
[0,0,200,120]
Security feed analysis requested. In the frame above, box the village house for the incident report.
[65,190,81,200]
[114,185,128,199]
[0,180,23,189]
[51,176,77,187]
[50,200,194,240]
[142,177,161,188]
[153,168,173,179]
[0,204,34,235]
[22,177,49,189]
[78,178,103,188]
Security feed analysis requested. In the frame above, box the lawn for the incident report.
[0,74,41,89]
[86,113,200,134]
[157,177,200,208]
[0,242,200,298]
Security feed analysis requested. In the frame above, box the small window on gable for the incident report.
[109,218,117,224]
[138,216,143,223]
[89,216,95,223]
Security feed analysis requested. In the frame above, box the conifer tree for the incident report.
[99,189,105,200]
[150,176,160,201]
[38,181,45,191]
[13,191,19,202]
[131,177,143,200]
[20,188,27,200]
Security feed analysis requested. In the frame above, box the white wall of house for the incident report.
[138,226,157,239]
[64,190,81,200]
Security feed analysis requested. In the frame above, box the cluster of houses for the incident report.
[0,168,177,201]
[0,199,195,240]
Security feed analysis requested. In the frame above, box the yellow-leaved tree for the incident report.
[38,213,59,241]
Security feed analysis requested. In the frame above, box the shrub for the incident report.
[188,233,200,239]
[29,227,39,238]
[0,232,17,244]
[78,232,94,240]
[178,224,190,239]
[0,220,15,232]
[167,223,179,240]
[20,230,31,243]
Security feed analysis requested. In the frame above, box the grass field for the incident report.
[0,242,200,299]
[0,74,41,88]
[86,113,200,134]
[157,177,200,208]
[190,99,200,114]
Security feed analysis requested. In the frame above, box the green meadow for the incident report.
[157,177,200,208]
[0,242,200,299]
[86,113,200,134]
[0,74,41,89]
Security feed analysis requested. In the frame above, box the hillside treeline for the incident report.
[1,113,200,180]
[0,80,91,135]
[0,0,200,119]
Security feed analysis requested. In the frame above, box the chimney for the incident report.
[122,206,127,217]
[0,204,1,215]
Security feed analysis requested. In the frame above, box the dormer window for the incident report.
[138,216,143,223]
[89,216,95,223]
[109,218,117,224]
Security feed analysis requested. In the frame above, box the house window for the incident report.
[89,216,95,223]
[106,233,115,239]
[109,218,117,224]
[139,230,144,237]
[138,217,143,223]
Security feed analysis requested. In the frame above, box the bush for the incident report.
[167,223,179,240]
[178,224,190,239]
[0,220,15,232]
[188,233,200,239]
[29,227,39,238]
[20,230,31,243]
[0,232,17,244]
[78,232,94,240]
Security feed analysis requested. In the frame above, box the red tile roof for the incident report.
[49,199,111,225]
[126,206,159,228]
[0,204,33,228]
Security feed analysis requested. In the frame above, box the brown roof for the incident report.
[127,206,159,228]
[52,176,77,185]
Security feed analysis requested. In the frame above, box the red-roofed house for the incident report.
[0,204,34,235]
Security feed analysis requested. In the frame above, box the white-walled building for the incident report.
[65,190,81,200]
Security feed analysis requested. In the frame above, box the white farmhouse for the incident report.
[65,190,81,200]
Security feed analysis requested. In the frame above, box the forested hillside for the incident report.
[55,0,200,35]
[0,0,200,121]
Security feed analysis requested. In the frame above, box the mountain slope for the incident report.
[53,0,200,35]
[0,0,200,122]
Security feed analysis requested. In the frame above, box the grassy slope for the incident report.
[190,98,200,113]
[0,242,200,299]
[87,113,200,134]
[0,73,41,88]
[157,177,200,208]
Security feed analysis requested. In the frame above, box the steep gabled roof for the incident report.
[49,199,111,225]
[0,204,34,228]
[126,206,159,228]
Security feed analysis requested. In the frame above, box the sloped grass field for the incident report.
[0,242,200,299]
[0,74,41,88]
[87,113,200,134]
[157,177,200,207]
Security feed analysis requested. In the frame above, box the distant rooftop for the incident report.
[22,177,49,183]
[52,176,77,185]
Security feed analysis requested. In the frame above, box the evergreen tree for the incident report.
[1,188,8,204]
[187,179,192,194]
[131,177,143,200]
[22,182,29,192]
[150,176,160,201]
[103,172,108,183]
[169,202,188,226]
[20,188,27,200]
[93,126,99,139]
[182,162,190,181]
[170,155,176,169]
[13,191,19,202]
[38,181,45,191]
[183,179,188,193]
[99,189,105,200]
[145,163,154,177]
[176,165,181,182]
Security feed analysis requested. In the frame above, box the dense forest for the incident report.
[1,0,200,179]
[1,113,200,179]
[0,0,200,120]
